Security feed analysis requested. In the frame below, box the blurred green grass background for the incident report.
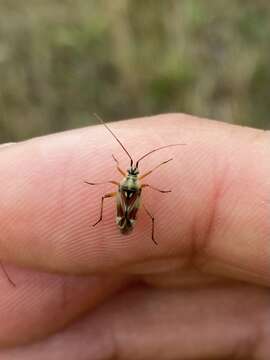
[0,0,270,142]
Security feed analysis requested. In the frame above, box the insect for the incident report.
[85,114,185,244]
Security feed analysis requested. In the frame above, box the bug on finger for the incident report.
[85,114,185,245]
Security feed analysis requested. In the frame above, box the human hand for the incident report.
[0,114,269,359]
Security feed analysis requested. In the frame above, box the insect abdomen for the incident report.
[116,216,134,233]
[116,176,141,233]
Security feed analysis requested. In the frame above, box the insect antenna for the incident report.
[135,143,186,168]
[93,113,134,167]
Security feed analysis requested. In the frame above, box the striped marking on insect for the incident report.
[85,114,186,244]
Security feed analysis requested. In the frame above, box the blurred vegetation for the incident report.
[0,0,270,142]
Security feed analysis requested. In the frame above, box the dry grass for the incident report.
[0,1,270,141]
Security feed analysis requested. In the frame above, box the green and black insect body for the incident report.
[85,115,185,244]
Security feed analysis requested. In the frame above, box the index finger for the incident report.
[0,114,269,285]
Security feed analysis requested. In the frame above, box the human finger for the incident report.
[0,265,126,347]
[0,114,269,286]
[1,284,269,359]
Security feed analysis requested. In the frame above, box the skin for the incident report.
[0,113,269,359]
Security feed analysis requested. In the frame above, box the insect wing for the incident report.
[116,190,140,231]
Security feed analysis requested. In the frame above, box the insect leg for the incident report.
[139,158,173,180]
[112,154,126,176]
[85,180,119,186]
[142,204,157,245]
[141,184,171,193]
[0,261,15,287]
[93,192,117,227]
